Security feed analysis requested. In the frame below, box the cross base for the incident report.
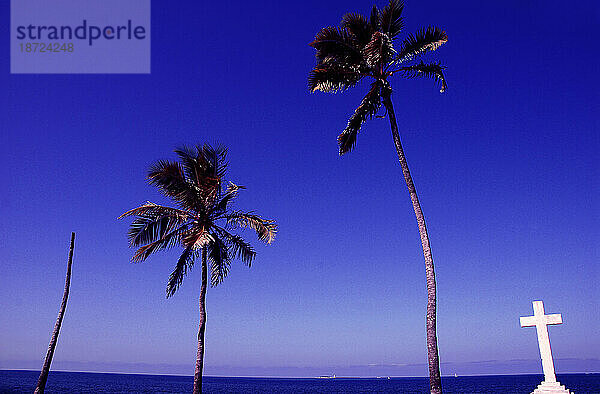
[531,380,572,394]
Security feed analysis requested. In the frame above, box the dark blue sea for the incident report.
[0,370,598,393]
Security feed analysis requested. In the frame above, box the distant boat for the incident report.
[454,373,458,378]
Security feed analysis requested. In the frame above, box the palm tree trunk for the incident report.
[382,94,442,394]
[193,247,208,394]
[34,232,76,394]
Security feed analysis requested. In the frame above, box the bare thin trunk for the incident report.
[34,232,76,394]
[382,94,442,394]
[193,247,208,394]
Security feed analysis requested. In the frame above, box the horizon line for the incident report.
[2,369,599,379]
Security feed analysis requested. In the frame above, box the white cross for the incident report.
[520,300,563,383]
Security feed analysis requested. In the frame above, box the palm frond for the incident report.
[131,224,188,262]
[308,63,364,93]
[309,26,363,66]
[337,81,383,154]
[200,144,228,182]
[369,5,381,32]
[211,182,244,215]
[380,0,404,39]
[207,234,231,286]
[182,227,214,249]
[166,246,198,297]
[173,145,202,183]
[341,13,371,48]
[399,61,447,92]
[226,211,277,244]
[173,145,226,202]
[396,26,447,63]
[126,211,186,247]
[147,160,200,211]
[364,31,395,69]
[118,201,189,222]
[218,230,256,266]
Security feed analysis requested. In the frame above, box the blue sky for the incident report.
[0,0,598,377]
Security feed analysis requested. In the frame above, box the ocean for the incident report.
[0,370,598,393]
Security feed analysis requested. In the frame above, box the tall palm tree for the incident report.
[308,1,447,392]
[35,232,76,394]
[119,144,277,394]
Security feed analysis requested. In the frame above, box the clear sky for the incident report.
[1,0,598,377]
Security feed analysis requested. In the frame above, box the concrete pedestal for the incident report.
[531,380,572,393]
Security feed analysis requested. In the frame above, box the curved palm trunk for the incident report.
[193,247,208,394]
[35,232,76,394]
[382,94,442,394]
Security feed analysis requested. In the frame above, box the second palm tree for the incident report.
[120,144,277,394]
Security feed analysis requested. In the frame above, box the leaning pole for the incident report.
[34,232,76,394]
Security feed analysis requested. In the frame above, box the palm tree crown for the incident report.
[308,0,447,154]
[119,144,277,296]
